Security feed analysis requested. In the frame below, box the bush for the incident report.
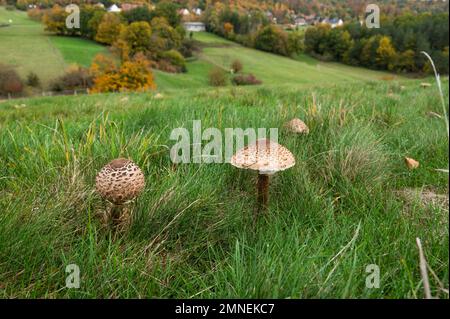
[179,39,198,58]
[231,73,262,86]
[208,67,227,86]
[26,72,41,88]
[159,49,186,73]
[231,59,243,73]
[0,64,24,96]
[155,60,176,73]
[27,8,45,22]
[50,66,92,92]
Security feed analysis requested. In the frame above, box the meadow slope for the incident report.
[0,79,448,298]
[0,7,108,86]
[1,7,402,92]
[155,32,403,91]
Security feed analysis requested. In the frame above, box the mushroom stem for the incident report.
[257,174,270,212]
[110,204,124,226]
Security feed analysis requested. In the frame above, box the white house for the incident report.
[107,4,121,13]
[180,8,190,16]
[294,18,307,26]
[193,8,202,16]
[184,22,206,32]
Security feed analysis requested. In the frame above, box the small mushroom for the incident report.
[230,139,295,213]
[404,157,419,170]
[285,118,309,134]
[96,158,145,224]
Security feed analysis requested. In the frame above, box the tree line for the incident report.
[304,13,449,74]
[203,2,304,57]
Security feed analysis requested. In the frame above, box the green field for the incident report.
[0,7,108,87]
[48,36,109,68]
[156,31,402,91]
[0,79,448,298]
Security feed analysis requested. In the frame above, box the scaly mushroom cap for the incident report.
[285,118,309,134]
[95,158,145,205]
[230,139,295,175]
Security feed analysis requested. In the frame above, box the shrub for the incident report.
[208,67,227,87]
[159,49,186,73]
[0,64,24,96]
[179,39,198,58]
[26,72,41,88]
[231,59,243,73]
[27,8,45,22]
[50,66,92,92]
[153,59,179,73]
[231,73,262,86]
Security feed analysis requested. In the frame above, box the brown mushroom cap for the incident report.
[230,139,295,175]
[95,158,145,205]
[285,118,309,134]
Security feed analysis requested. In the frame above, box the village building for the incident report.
[179,8,190,16]
[107,4,121,13]
[294,17,307,26]
[183,22,206,32]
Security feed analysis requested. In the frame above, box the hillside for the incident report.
[0,79,448,298]
[0,7,402,92]
[0,6,108,86]
[156,32,402,91]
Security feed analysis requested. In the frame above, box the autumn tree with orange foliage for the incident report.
[42,4,68,35]
[89,54,156,93]
[223,22,234,36]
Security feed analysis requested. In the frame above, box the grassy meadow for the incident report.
[155,31,402,91]
[1,7,402,92]
[0,6,108,86]
[0,78,448,298]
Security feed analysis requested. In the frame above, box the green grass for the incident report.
[0,7,107,87]
[154,32,403,92]
[0,79,448,298]
[154,59,213,90]
[48,36,108,68]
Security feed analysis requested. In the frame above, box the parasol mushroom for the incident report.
[230,139,295,214]
[285,118,309,134]
[95,158,145,225]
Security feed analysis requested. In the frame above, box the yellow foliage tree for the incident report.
[376,36,397,70]
[89,54,156,93]
[95,13,124,45]
[42,4,67,35]
[223,22,234,35]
